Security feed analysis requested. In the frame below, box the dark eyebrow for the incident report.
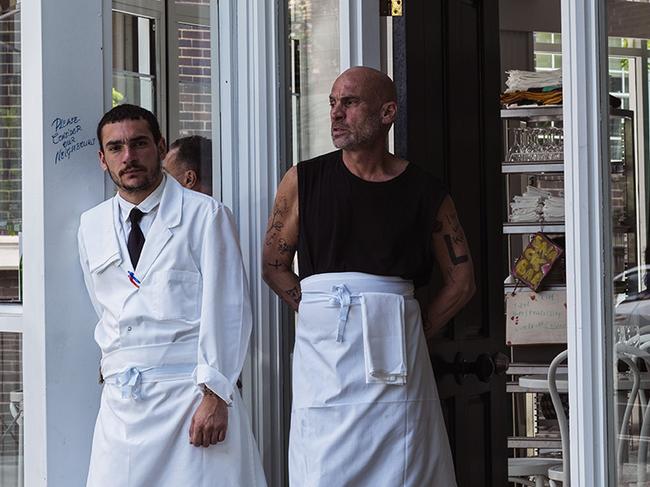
[105,135,149,148]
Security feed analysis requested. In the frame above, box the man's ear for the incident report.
[380,101,397,125]
[158,137,168,160]
[98,151,108,171]
[185,169,198,189]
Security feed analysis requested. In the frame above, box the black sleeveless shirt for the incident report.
[297,150,448,287]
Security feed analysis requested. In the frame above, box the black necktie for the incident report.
[127,208,145,269]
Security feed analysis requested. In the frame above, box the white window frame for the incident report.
[561,0,616,484]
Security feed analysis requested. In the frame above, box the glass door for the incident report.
[601,6,650,486]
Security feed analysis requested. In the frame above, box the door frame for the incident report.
[561,0,616,484]
[217,1,383,485]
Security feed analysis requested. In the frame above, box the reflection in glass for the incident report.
[0,332,22,487]
[0,6,21,303]
[112,72,155,112]
[288,0,340,163]
[176,22,211,139]
[112,12,156,112]
[605,7,650,481]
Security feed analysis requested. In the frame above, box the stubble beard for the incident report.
[108,164,162,194]
[332,114,383,151]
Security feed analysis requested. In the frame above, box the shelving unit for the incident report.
[502,105,638,462]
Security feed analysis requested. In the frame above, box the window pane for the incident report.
[603,11,650,486]
[0,4,20,304]
[535,53,552,69]
[112,12,156,113]
[0,332,22,487]
[288,0,340,162]
[177,22,212,139]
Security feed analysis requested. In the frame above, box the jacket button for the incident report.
[127,326,133,332]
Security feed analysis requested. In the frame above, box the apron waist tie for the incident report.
[103,363,195,399]
[330,284,356,343]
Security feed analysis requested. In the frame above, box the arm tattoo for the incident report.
[285,286,302,306]
[265,198,288,246]
[446,213,466,242]
[444,234,468,265]
[278,238,297,255]
[432,220,443,233]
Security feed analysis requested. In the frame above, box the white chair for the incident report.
[547,346,643,486]
[547,350,569,486]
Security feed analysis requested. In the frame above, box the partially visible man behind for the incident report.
[163,135,212,195]
[263,67,474,485]
[78,104,266,487]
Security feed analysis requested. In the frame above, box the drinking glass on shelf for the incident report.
[507,128,523,162]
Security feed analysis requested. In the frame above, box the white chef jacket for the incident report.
[78,175,266,487]
[78,175,249,402]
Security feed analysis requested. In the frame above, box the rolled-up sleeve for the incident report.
[195,204,252,405]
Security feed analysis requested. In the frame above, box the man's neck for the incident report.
[341,146,407,182]
[118,173,164,205]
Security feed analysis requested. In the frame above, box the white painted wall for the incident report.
[22,0,106,485]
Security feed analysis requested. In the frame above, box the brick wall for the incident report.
[0,4,21,462]
[0,10,20,236]
[177,23,212,139]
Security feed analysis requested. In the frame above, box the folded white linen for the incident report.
[360,292,407,385]
[505,69,562,93]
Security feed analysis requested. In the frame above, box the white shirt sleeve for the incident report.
[194,205,252,404]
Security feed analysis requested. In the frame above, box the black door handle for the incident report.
[435,352,510,384]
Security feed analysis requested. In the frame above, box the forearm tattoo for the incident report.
[285,286,302,307]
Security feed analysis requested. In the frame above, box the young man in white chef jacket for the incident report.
[78,104,266,487]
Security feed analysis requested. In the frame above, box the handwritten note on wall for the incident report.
[51,116,96,164]
[505,289,567,345]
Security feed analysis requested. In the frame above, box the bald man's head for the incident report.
[335,67,397,108]
[329,66,398,150]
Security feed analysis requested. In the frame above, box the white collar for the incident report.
[117,173,166,222]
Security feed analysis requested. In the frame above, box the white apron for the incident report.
[86,345,266,487]
[290,272,457,487]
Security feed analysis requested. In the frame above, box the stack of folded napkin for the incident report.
[542,195,565,222]
[501,70,562,107]
[509,186,550,222]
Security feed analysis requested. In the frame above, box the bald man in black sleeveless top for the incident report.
[263,67,474,486]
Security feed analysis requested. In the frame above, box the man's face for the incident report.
[329,73,383,150]
[99,119,166,194]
